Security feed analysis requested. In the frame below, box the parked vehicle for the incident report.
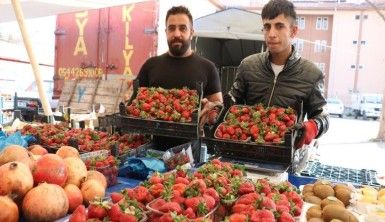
[351,93,383,120]
[327,98,345,118]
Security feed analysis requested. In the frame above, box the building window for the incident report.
[361,40,366,45]
[293,39,304,52]
[314,40,327,52]
[353,40,357,44]
[316,17,328,30]
[296,16,305,29]
[359,65,363,69]
[355,15,360,19]
[364,15,368,19]
[351,65,356,69]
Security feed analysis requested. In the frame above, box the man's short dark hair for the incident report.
[165,6,193,26]
[261,0,297,21]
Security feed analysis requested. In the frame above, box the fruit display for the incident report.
[64,158,302,222]
[301,180,359,222]
[214,105,296,144]
[126,87,200,123]
[0,144,108,222]
[83,152,119,187]
[21,124,148,154]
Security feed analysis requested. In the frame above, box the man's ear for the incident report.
[190,28,195,40]
[290,25,298,38]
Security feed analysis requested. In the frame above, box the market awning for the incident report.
[0,0,146,23]
[193,8,264,41]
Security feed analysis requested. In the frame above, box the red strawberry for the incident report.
[278,211,295,222]
[119,213,137,222]
[149,183,165,198]
[175,177,190,185]
[232,204,254,215]
[250,209,275,222]
[69,205,86,222]
[276,204,290,214]
[149,173,163,184]
[133,186,149,202]
[236,193,260,205]
[231,169,244,177]
[238,181,255,195]
[88,203,108,219]
[284,191,303,209]
[229,213,248,222]
[150,198,167,210]
[202,194,216,210]
[110,192,124,203]
[204,188,220,204]
[184,196,204,212]
[108,204,123,221]
[256,196,276,210]
[159,202,182,214]
[183,207,196,219]
[158,213,173,222]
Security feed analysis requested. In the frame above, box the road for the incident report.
[318,116,381,145]
[312,117,385,175]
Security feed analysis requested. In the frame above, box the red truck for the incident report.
[53,0,158,99]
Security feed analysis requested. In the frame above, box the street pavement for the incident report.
[312,116,385,182]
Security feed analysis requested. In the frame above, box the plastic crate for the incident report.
[202,101,302,173]
[80,150,118,187]
[116,80,203,139]
[293,160,381,187]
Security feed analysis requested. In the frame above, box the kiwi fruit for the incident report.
[321,196,345,209]
[303,184,314,193]
[314,184,335,199]
[308,218,325,222]
[304,195,322,205]
[322,205,358,222]
[335,188,352,207]
[306,205,322,220]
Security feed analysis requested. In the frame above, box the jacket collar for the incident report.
[264,45,301,70]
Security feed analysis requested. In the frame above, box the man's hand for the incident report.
[199,98,222,129]
[295,120,318,149]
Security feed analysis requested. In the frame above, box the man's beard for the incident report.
[168,38,191,56]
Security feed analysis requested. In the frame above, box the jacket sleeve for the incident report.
[306,74,330,138]
[228,62,247,104]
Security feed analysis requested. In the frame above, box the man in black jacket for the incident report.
[202,0,329,148]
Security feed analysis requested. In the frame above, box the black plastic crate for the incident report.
[202,99,302,172]
[116,80,203,139]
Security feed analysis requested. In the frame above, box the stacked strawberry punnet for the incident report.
[126,87,199,123]
[21,124,147,154]
[215,105,296,144]
[84,154,119,187]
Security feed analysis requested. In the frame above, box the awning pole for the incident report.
[11,0,53,117]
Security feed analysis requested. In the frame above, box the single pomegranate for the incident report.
[0,161,33,200]
[81,179,105,205]
[22,183,69,222]
[65,157,87,187]
[56,146,79,159]
[28,145,48,155]
[87,170,107,189]
[0,195,19,222]
[64,184,83,213]
[0,145,29,165]
[33,154,68,187]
